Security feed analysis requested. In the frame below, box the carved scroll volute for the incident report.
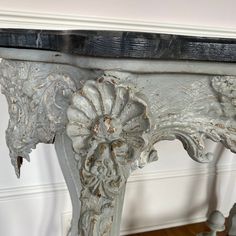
[141,75,236,165]
[0,59,76,177]
[66,76,157,235]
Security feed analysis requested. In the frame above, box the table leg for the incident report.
[55,133,127,236]
[228,203,236,236]
[54,78,156,236]
[197,210,225,236]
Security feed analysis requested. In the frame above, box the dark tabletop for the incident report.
[0,29,236,62]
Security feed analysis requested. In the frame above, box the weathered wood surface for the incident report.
[0,29,236,61]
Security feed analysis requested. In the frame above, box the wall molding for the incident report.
[120,216,208,235]
[129,163,236,182]
[0,182,68,201]
[1,9,236,38]
[60,213,209,236]
[1,163,236,201]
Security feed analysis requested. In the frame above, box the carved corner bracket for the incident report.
[0,59,77,177]
[147,75,236,164]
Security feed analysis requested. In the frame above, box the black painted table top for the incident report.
[0,29,236,62]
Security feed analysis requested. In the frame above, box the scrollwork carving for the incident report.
[212,75,236,117]
[144,75,236,165]
[0,59,76,177]
[65,73,236,236]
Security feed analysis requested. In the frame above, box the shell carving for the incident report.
[66,76,152,235]
[66,77,151,196]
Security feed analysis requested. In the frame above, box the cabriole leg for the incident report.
[55,78,155,236]
[55,133,127,236]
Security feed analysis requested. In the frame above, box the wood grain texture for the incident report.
[128,222,228,236]
[0,29,236,61]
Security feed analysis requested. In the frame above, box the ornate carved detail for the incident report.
[143,75,236,165]
[1,57,236,236]
[212,76,236,117]
[0,59,76,177]
[66,76,155,235]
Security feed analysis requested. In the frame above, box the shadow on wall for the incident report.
[121,139,236,235]
[36,144,61,236]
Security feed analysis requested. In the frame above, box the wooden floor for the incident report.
[129,222,228,236]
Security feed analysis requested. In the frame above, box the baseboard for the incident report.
[1,164,234,235]
[120,216,207,235]
[128,163,236,182]
[0,9,236,38]
[59,213,208,236]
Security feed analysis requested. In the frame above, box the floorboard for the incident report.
[128,222,228,236]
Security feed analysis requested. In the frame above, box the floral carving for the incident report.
[212,76,236,117]
[66,76,152,235]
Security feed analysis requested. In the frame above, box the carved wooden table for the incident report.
[1,30,236,236]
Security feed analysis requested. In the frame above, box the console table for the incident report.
[0,30,236,236]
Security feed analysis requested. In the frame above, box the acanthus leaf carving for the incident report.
[211,76,236,152]
[145,75,236,164]
[212,75,236,118]
[0,59,76,177]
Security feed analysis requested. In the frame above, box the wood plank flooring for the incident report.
[129,222,228,236]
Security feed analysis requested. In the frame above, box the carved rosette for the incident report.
[66,76,153,235]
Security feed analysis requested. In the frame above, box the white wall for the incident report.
[0,1,236,37]
[1,3,236,235]
[0,0,236,30]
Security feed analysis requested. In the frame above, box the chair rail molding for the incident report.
[1,163,236,201]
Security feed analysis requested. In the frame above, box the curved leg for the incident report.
[55,133,127,236]
[228,203,236,236]
[55,78,156,236]
[55,133,81,236]
[197,211,225,236]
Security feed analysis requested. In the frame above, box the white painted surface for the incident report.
[0,3,236,235]
[0,0,235,30]
[0,4,236,37]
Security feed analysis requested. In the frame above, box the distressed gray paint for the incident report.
[197,211,225,236]
[66,77,156,236]
[0,56,236,235]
